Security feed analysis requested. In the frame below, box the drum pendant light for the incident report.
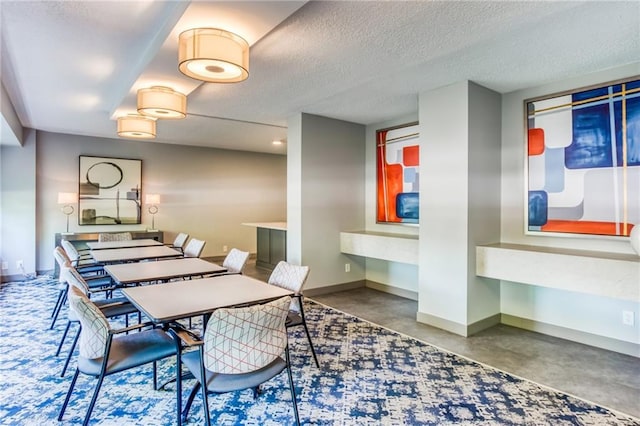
[178,28,249,83]
[137,86,186,119]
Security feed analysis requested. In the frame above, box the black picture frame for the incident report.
[78,155,142,225]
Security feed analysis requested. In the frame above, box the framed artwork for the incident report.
[526,77,640,237]
[376,122,419,224]
[78,156,142,225]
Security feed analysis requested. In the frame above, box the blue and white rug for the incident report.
[1,276,638,425]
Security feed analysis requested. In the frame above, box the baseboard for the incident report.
[305,280,366,297]
[0,273,25,284]
[502,314,640,358]
[416,312,501,337]
[365,281,418,301]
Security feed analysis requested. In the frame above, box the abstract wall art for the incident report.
[376,123,419,225]
[78,156,142,225]
[526,77,640,237]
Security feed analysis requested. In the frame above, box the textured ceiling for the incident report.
[1,1,639,153]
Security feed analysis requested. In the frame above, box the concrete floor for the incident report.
[242,260,640,419]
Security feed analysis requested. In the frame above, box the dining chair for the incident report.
[166,232,189,253]
[58,286,176,426]
[268,261,319,368]
[55,267,140,377]
[169,296,300,426]
[50,246,110,329]
[221,248,250,274]
[60,239,103,272]
[98,232,133,242]
[183,238,206,258]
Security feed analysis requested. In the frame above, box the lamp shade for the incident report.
[138,86,186,119]
[178,28,249,83]
[145,194,160,205]
[57,192,78,204]
[117,114,156,139]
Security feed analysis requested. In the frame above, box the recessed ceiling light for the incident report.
[272,140,283,145]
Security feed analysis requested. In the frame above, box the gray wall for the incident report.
[287,113,365,289]
[33,131,286,272]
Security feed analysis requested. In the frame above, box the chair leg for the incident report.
[182,383,201,424]
[50,287,65,318]
[201,380,210,426]
[197,346,211,425]
[49,290,67,329]
[58,367,80,421]
[299,304,319,368]
[252,385,262,399]
[55,321,73,356]
[176,353,182,426]
[153,361,157,390]
[61,328,80,377]
[83,373,106,426]
[285,347,301,426]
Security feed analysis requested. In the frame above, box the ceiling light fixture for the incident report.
[178,28,249,83]
[117,114,156,139]
[137,86,186,119]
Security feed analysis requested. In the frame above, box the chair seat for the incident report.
[182,350,286,394]
[78,329,175,376]
[98,300,138,318]
[85,276,113,290]
[76,264,104,274]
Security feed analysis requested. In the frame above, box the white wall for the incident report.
[36,131,286,271]
[288,113,365,289]
[419,82,473,326]
[418,81,502,335]
[364,114,419,294]
[501,63,640,348]
[1,130,36,279]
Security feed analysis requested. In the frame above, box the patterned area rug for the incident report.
[1,276,638,425]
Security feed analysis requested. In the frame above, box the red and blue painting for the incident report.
[527,78,639,237]
[376,123,419,224]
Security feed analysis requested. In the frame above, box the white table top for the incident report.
[91,245,181,264]
[105,257,226,285]
[86,239,163,250]
[123,274,293,322]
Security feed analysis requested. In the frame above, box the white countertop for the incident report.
[242,222,287,231]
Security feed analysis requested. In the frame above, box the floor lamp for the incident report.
[57,192,78,234]
[145,194,160,231]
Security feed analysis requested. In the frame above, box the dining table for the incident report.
[91,245,182,264]
[86,239,163,250]
[122,274,293,323]
[104,257,227,286]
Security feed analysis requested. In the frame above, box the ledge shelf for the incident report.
[476,243,640,302]
[340,231,418,265]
